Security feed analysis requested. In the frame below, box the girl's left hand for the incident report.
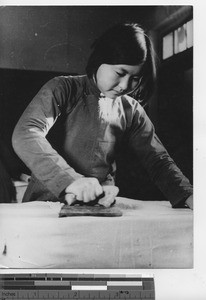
[185,195,193,210]
[98,185,119,207]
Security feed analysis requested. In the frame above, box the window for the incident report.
[162,19,193,60]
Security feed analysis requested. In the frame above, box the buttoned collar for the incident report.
[84,75,101,98]
[83,75,118,101]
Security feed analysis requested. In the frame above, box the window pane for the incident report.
[163,32,173,59]
[187,19,193,48]
[174,24,187,54]
[174,29,178,54]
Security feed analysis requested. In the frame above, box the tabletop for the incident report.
[0,197,193,269]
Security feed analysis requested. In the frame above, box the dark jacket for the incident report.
[12,75,193,207]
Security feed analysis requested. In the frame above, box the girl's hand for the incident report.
[64,178,103,205]
[64,179,119,207]
[98,185,119,207]
[185,195,193,210]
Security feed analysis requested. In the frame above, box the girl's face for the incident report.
[95,64,143,99]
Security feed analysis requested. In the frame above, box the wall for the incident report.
[0,6,155,74]
[0,6,191,73]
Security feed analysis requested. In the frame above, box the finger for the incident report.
[94,184,103,198]
[98,186,119,207]
[82,189,92,203]
[64,193,76,206]
[89,190,97,201]
[88,184,98,201]
[98,194,116,208]
[65,185,73,193]
[86,181,103,201]
[185,195,193,210]
[102,185,119,197]
[98,198,114,207]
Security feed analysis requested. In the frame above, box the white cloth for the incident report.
[0,198,193,269]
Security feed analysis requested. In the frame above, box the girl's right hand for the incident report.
[64,177,103,205]
[185,194,193,210]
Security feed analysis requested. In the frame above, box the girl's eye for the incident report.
[132,76,142,84]
[132,76,141,81]
[115,72,125,77]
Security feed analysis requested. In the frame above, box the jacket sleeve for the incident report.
[12,77,83,198]
[127,103,193,208]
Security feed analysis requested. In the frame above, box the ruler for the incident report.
[0,273,155,299]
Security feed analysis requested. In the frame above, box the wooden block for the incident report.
[59,204,122,217]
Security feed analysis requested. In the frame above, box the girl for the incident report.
[12,23,193,209]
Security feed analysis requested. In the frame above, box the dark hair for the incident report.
[86,23,157,103]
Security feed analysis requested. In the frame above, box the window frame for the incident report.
[161,17,193,61]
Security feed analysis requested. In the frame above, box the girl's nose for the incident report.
[118,77,130,92]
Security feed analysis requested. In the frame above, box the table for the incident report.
[0,198,193,269]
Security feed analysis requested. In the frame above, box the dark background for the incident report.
[0,6,193,200]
